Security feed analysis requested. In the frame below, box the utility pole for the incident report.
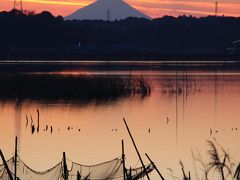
[13,0,23,12]
[215,2,218,16]
[107,9,110,21]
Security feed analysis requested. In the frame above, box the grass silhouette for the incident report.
[0,74,151,103]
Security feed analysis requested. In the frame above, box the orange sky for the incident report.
[1,0,240,18]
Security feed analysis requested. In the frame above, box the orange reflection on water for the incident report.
[1,72,240,179]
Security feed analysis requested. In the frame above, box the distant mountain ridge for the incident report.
[65,0,150,21]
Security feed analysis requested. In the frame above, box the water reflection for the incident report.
[14,101,22,151]
[1,64,240,179]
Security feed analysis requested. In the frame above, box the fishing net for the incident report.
[0,160,6,174]
[126,164,154,180]
[69,157,154,180]
[15,156,63,180]
[0,166,7,179]
[0,169,9,180]
[0,157,15,180]
[0,156,154,180]
[0,156,63,180]
[68,157,123,180]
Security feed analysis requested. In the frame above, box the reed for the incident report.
[163,140,240,180]
[189,140,235,180]
[0,74,151,103]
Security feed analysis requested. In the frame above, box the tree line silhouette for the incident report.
[0,9,240,60]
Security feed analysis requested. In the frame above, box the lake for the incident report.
[0,61,240,179]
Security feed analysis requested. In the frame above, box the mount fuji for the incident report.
[65,0,150,21]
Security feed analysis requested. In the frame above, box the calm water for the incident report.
[1,61,240,179]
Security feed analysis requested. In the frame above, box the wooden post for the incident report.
[63,152,68,180]
[0,149,14,180]
[77,171,81,180]
[128,166,132,180]
[14,136,17,180]
[37,109,39,132]
[122,140,126,180]
[145,153,164,180]
[123,118,150,180]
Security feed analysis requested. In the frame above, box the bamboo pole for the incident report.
[63,152,68,180]
[0,149,13,180]
[122,140,126,180]
[123,118,150,180]
[77,171,81,180]
[37,109,40,133]
[145,153,165,180]
[14,136,17,180]
[129,167,132,180]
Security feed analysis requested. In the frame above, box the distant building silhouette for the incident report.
[233,40,240,52]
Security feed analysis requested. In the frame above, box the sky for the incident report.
[1,0,240,18]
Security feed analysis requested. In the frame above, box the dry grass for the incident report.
[164,140,239,180]
[0,74,151,103]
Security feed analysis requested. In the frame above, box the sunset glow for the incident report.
[1,0,240,18]
[23,0,87,6]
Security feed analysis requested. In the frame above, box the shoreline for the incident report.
[0,57,240,72]
[0,56,239,62]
